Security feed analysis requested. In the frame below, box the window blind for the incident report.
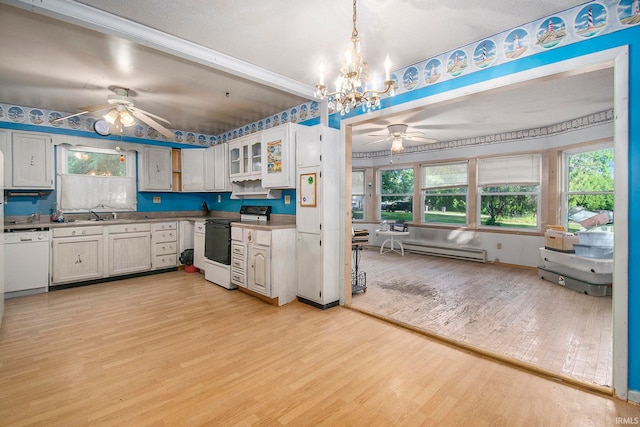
[421,162,468,189]
[59,174,136,211]
[477,155,541,186]
[352,170,365,195]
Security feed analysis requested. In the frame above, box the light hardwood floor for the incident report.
[350,248,612,389]
[1,271,637,425]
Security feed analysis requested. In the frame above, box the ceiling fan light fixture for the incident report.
[103,109,118,124]
[390,137,404,154]
[119,109,135,127]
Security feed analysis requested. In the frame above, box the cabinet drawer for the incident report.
[231,226,243,242]
[231,255,245,270]
[53,226,103,238]
[153,254,177,269]
[232,242,245,256]
[231,270,245,287]
[194,221,206,234]
[155,241,176,256]
[154,230,177,243]
[108,223,151,234]
[152,221,177,232]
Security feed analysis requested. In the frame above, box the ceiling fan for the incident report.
[366,124,436,153]
[54,87,174,138]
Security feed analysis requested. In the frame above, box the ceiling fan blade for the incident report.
[53,110,90,122]
[404,136,437,143]
[365,137,391,145]
[128,106,171,125]
[130,109,174,139]
[54,103,114,122]
[78,102,113,112]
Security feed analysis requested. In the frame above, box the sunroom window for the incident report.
[477,154,541,230]
[421,161,468,225]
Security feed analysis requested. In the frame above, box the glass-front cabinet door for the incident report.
[250,139,261,174]
[242,143,250,175]
[229,141,241,178]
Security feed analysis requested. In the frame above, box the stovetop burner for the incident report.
[240,205,271,222]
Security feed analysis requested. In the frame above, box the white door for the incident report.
[52,236,104,284]
[181,149,206,191]
[194,231,205,270]
[109,232,151,276]
[142,146,172,190]
[213,143,229,191]
[296,232,322,303]
[248,245,270,296]
[296,125,321,169]
[11,132,54,188]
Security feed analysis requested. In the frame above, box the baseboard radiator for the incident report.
[402,240,487,263]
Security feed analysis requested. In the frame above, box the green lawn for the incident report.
[355,209,537,229]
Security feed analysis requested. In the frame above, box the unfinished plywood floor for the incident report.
[350,248,612,388]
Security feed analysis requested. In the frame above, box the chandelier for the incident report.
[316,0,394,116]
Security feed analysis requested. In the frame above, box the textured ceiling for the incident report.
[0,0,607,150]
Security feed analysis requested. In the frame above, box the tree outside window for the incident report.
[352,170,365,220]
[564,146,614,232]
[380,167,414,221]
[478,155,540,229]
[421,162,468,225]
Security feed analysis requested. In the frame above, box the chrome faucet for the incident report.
[89,210,104,221]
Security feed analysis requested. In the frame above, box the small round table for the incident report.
[375,229,410,256]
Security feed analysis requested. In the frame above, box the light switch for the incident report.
[153,196,161,204]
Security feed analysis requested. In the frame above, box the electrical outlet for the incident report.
[153,196,161,204]
[284,195,291,204]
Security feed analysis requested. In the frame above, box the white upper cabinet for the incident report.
[0,131,54,189]
[181,149,206,192]
[205,143,231,192]
[229,134,261,182]
[138,145,172,191]
[261,123,297,189]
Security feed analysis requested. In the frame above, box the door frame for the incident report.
[339,46,629,400]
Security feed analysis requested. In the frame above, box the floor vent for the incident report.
[402,241,487,263]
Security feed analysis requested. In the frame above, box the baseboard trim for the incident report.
[298,296,339,310]
[49,267,178,291]
[628,390,640,405]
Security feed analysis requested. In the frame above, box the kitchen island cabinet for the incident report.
[51,226,104,284]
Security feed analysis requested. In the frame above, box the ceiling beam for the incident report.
[5,0,319,100]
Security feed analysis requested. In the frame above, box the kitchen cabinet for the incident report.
[151,221,178,269]
[231,225,296,305]
[0,130,54,189]
[179,220,195,264]
[181,149,205,191]
[138,145,172,191]
[51,226,104,284]
[193,220,206,270]
[261,123,298,189]
[229,134,261,181]
[108,223,152,276]
[296,125,341,308]
[205,143,231,192]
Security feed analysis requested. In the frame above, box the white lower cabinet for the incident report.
[193,220,206,270]
[51,226,104,284]
[151,222,178,269]
[107,224,151,276]
[231,225,296,305]
[247,244,270,296]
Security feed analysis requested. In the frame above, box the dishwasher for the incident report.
[4,229,50,298]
